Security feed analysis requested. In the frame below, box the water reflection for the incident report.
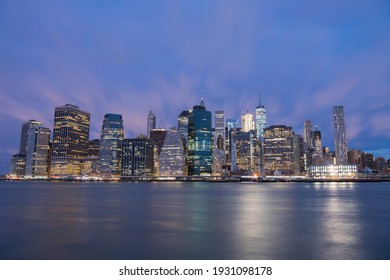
[0,181,389,259]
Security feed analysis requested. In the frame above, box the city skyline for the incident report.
[1,1,390,174]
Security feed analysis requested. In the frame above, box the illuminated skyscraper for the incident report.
[178,110,190,149]
[213,110,226,175]
[51,104,90,176]
[98,114,124,177]
[255,93,266,139]
[187,99,212,176]
[241,111,254,132]
[303,120,313,150]
[25,125,51,177]
[333,106,349,165]
[159,129,185,176]
[147,111,156,138]
[264,125,294,175]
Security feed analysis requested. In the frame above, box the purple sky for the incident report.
[1,0,389,173]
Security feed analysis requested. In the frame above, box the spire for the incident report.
[258,90,262,107]
[200,98,205,107]
[257,89,264,109]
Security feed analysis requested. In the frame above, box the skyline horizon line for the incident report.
[5,101,389,162]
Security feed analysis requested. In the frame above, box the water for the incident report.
[0,180,389,260]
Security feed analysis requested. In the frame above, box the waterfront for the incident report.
[0,181,389,260]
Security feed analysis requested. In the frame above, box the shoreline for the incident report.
[1,177,390,183]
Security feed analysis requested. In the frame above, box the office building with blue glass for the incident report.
[187,99,212,176]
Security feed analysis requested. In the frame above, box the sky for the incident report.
[0,0,389,174]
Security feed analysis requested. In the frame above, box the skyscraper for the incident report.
[51,104,90,176]
[98,114,124,177]
[214,110,225,149]
[303,120,313,150]
[147,111,156,138]
[255,92,266,139]
[187,99,212,176]
[312,126,323,160]
[19,120,42,155]
[25,125,51,177]
[226,119,238,130]
[121,137,154,177]
[178,110,190,149]
[264,125,294,175]
[159,129,185,176]
[333,106,349,165]
[241,111,254,132]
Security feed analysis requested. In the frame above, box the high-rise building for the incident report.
[150,129,167,155]
[264,125,294,175]
[51,104,90,176]
[159,129,185,176]
[121,137,154,177]
[25,125,51,177]
[255,92,266,139]
[19,120,42,155]
[226,119,238,131]
[231,131,252,173]
[292,133,305,175]
[178,110,190,149]
[348,149,363,170]
[333,106,349,165]
[241,111,254,132]
[88,139,100,156]
[10,154,26,177]
[187,99,212,176]
[150,128,168,176]
[214,110,225,149]
[213,110,226,175]
[98,114,124,177]
[312,126,323,159]
[147,111,156,138]
[303,120,313,150]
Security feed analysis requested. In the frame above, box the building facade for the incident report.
[98,114,124,177]
[25,125,51,177]
[255,93,266,139]
[333,106,349,165]
[303,120,313,150]
[264,125,294,175]
[121,137,154,177]
[187,99,212,176]
[51,104,90,176]
[19,120,42,155]
[147,111,156,138]
[159,130,185,176]
[241,111,254,132]
[10,154,26,177]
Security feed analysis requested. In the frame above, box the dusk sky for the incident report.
[1,0,389,174]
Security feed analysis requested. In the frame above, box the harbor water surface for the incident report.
[0,181,389,260]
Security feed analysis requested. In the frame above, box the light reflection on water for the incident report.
[0,181,389,260]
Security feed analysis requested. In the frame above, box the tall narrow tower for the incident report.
[333,106,349,165]
[303,120,313,150]
[255,91,267,139]
[214,110,225,149]
[147,111,156,138]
